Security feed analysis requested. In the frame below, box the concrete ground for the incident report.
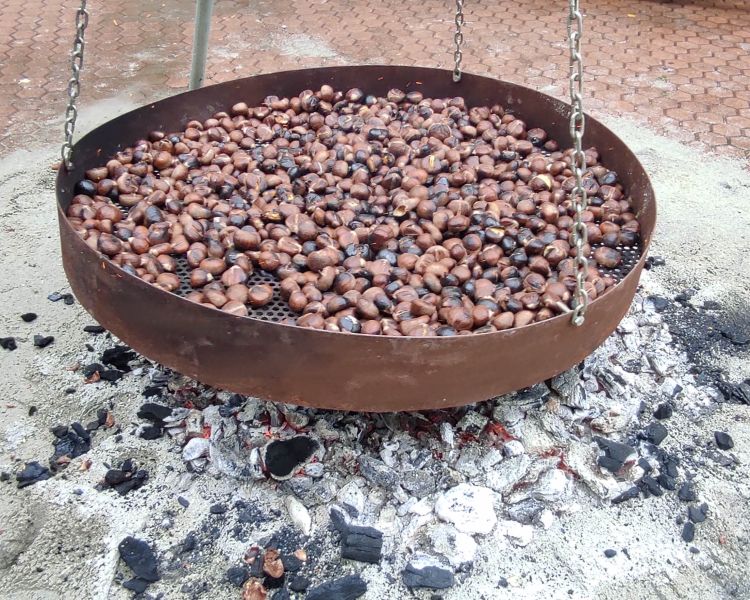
[0,1,749,599]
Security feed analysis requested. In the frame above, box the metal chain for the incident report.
[61,0,89,170]
[453,0,465,82]
[567,0,589,326]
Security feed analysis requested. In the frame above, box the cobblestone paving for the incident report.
[0,0,748,162]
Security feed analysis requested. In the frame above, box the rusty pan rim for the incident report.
[57,65,655,345]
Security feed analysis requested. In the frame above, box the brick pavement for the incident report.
[0,0,748,161]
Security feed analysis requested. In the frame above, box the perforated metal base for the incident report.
[168,242,642,323]
[174,259,291,322]
[596,242,641,282]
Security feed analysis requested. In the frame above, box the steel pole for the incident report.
[189,0,214,90]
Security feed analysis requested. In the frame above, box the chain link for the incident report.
[567,0,589,326]
[453,0,465,82]
[61,0,89,170]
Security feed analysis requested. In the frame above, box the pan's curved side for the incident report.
[56,66,655,412]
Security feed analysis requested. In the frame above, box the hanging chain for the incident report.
[453,0,465,82]
[567,0,589,326]
[61,0,89,170]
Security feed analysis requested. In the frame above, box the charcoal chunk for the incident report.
[226,565,249,587]
[281,554,303,573]
[653,403,673,420]
[594,436,635,472]
[52,423,91,462]
[113,470,148,496]
[657,473,676,491]
[0,337,17,351]
[341,527,383,564]
[16,461,51,488]
[139,425,163,440]
[180,533,197,554]
[306,575,367,600]
[33,335,54,348]
[289,575,310,592]
[82,363,104,379]
[99,369,123,382]
[647,295,669,312]
[71,422,90,441]
[248,553,265,578]
[644,256,665,269]
[714,431,734,450]
[101,345,136,371]
[118,537,159,582]
[688,503,709,524]
[105,469,127,485]
[51,425,69,438]
[681,522,695,543]
[21,312,37,322]
[611,486,640,505]
[403,563,455,589]
[330,506,349,533]
[137,403,172,424]
[661,455,680,478]
[84,325,106,334]
[717,379,746,403]
[639,475,663,497]
[640,422,668,446]
[598,456,625,473]
[678,482,697,502]
[123,578,149,594]
[102,461,147,496]
[264,436,318,479]
[330,507,383,563]
[142,385,164,398]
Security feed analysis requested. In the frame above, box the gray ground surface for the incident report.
[0,93,748,600]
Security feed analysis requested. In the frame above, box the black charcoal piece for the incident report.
[264,436,318,479]
[137,403,172,423]
[611,486,640,505]
[681,522,695,543]
[118,537,159,582]
[226,565,249,587]
[714,431,734,450]
[640,422,668,446]
[0,337,17,351]
[688,503,709,524]
[306,575,367,600]
[33,335,54,348]
[653,403,673,420]
[16,461,51,488]
[403,563,455,589]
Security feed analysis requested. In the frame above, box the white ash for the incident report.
[64,271,727,594]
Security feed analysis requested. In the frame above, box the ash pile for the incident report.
[7,268,746,600]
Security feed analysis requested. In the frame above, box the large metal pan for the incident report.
[56,66,656,412]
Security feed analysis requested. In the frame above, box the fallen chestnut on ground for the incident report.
[66,87,640,336]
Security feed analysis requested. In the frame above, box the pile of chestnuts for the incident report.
[66,86,640,336]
